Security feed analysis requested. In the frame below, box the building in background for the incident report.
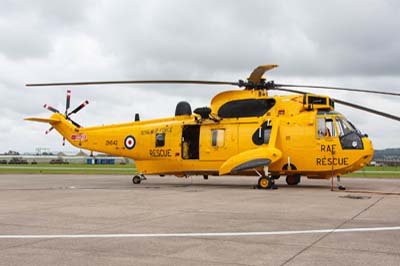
[0,149,132,165]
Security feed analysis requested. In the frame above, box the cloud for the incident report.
[0,0,94,61]
[0,0,399,153]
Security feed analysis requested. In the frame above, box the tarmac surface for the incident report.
[0,174,399,266]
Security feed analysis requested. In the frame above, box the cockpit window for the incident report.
[336,117,355,136]
[317,117,336,137]
[335,116,364,150]
[347,120,362,135]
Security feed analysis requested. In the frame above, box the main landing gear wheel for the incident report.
[286,174,301,186]
[258,176,276,189]
[132,175,142,184]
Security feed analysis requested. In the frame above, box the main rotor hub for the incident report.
[238,79,275,91]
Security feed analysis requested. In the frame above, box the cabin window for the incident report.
[211,129,225,147]
[155,133,165,147]
[217,99,275,118]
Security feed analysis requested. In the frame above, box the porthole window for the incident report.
[155,133,165,147]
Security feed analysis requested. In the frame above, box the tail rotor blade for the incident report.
[45,126,54,134]
[68,100,89,116]
[68,118,82,128]
[43,104,60,113]
[65,90,71,115]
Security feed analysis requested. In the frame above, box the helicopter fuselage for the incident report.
[47,89,374,179]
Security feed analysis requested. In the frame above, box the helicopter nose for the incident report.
[361,137,374,165]
[364,137,374,152]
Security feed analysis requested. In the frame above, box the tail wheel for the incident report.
[132,175,141,184]
[258,176,272,189]
[286,174,301,186]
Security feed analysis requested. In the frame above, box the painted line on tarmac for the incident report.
[1,226,400,239]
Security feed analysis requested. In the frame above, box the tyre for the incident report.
[132,175,141,184]
[286,175,300,185]
[258,176,271,189]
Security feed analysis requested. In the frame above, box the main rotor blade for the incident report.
[332,98,400,122]
[27,79,400,97]
[271,87,400,122]
[272,87,308,94]
[26,80,239,87]
[275,83,400,96]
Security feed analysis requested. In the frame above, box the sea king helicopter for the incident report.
[25,65,400,189]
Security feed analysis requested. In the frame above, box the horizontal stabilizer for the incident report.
[24,117,61,123]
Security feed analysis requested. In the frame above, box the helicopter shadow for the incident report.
[132,180,331,191]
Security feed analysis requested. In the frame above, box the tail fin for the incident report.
[26,113,78,146]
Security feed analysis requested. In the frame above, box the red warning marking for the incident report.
[71,134,87,141]
[290,96,303,103]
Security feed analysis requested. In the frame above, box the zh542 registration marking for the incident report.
[105,140,118,146]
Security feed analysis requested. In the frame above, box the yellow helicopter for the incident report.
[25,65,400,189]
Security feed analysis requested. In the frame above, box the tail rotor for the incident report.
[43,90,89,145]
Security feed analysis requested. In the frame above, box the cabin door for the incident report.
[182,125,200,159]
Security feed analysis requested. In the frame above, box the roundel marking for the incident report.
[124,135,136,149]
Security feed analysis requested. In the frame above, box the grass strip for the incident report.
[0,164,137,175]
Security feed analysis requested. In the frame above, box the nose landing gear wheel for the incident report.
[258,176,276,189]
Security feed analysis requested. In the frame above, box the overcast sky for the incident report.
[0,0,399,154]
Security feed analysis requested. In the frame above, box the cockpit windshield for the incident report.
[335,117,359,136]
[347,120,362,135]
[335,116,364,150]
[316,112,364,149]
